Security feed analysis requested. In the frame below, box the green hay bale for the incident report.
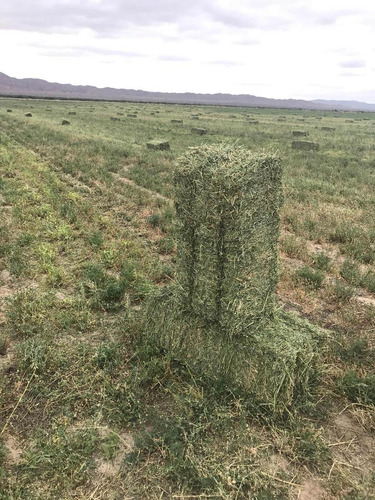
[321,126,335,131]
[292,141,319,151]
[68,111,76,115]
[61,119,70,125]
[6,109,12,113]
[143,144,324,411]
[146,140,170,150]
[191,127,207,135]
[110,117,121,122]
[127,113,137,118]
[171,119,183,123]
[292,131,309,137]
[117,112,124,116]
[25,113,32,117]
[174,145,282,335]
[145,285,323,412]
[247,120,259,124]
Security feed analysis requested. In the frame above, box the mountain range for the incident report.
[1,72,374,112]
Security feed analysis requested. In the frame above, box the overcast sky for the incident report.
[1,0,374,102]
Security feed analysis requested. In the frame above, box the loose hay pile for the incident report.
[144,144,324,412]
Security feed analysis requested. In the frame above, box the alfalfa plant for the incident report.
[295,266,325,290]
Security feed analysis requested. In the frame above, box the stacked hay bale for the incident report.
[174,145,282,335]
[145,144,323,412]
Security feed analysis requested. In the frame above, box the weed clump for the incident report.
[340,370,375,405]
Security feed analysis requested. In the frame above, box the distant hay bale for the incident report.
[321,126,335,131]
[150,112,155,115]
[46,109,52,112]
[61,119,70,125]
[68,112,76,115]
[247,120,259,124]
[191,115,199,119]
[110,117,121,121]
[292,141,319,151]
[191,127,207,135]
[171,119,183,123]
[292,131,309,137]
[146,140,170,150]
[345,120,354,123]
[127,114,137,118]
[117,113,124,116]
[297,118,305,122]
[25,113,32,117]
[6,109,12,113]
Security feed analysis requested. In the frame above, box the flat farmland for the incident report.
[0,98,375,499]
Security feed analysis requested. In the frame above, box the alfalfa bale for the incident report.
[144,143,323,411]
[25,113,32,117]
[247,120,259,124]
[173,144,283,335]
[171,119,183,123]
[146,140,170,150]
[292,141,319,151]
[321,126,335,131]
[110,117,120,121]
[61,119,70,125]
[127,114,137,118]
[292,131,309,137]
[6,109,12,112]
[68,111,76,115]
[191,127,207,135]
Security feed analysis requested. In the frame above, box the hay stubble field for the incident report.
[0,98,375,499]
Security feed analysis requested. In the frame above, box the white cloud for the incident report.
[1,0,375,101]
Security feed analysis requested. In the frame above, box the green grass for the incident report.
[0,98,375,499]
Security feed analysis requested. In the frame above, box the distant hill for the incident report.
[312,99,375,112]
[0,72,374,111]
